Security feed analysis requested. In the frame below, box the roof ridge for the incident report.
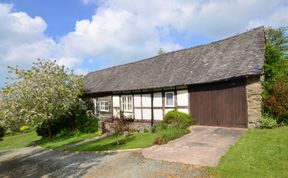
[87,26,264,76]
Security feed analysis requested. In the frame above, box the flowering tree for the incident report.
[0,59,83,137]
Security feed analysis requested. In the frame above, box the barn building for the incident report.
[84,27,265,129]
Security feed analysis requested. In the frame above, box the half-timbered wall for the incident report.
[109,89,189,121]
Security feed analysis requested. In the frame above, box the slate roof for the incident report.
[84,27,265,94]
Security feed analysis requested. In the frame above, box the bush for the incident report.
[260,114,278,129]
[0,125,5,139]
[153,127,189,145]
[36,99,99,138]
[263,80,288,124]
[151,122,167,133]
[163,109,193,129]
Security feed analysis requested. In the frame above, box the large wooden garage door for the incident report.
[189,79,248,128]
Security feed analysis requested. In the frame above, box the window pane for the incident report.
[166,93,174,106]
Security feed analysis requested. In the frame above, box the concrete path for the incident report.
[142,125,246,167]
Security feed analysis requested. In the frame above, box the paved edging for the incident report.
[67,148,143,154]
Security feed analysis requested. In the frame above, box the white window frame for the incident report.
[121,95,133,112]
[165,92,174,107]
[99,101,109,112]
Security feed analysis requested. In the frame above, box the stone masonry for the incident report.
[246,76,263,128]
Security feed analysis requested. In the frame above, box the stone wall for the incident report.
[246,76,263,128]
[100,120,153,133]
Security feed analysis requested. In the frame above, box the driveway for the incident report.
[142,126,246,167]
[0,146,204,178]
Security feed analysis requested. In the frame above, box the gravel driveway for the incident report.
[0,146,204,178]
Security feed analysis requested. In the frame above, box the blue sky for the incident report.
[0,0,288,87]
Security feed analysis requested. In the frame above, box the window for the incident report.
[121,95,133,112]
[165,92,174,107]
[99,101,109,112]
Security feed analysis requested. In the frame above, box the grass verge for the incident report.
[68,132,156,151]
[35,131,101,149]
[208,126,288,178]
[0,131,41,150]
[68,127,189,152]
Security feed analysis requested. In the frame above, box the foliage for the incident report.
[19,125,30,132]
[153,127,189,145]
[208,126,288,178]
[158,48,166,55]
[68,132,156,151]
[151,122,167,133]
[0,59,83,137]
[260,114,278,129]
[109,115,133,145]
[263,26,288,123]
[263,80,288,123]
[163,109,193,129]
[36,99,99,138]
[0,125,5,139]
[0,131,41,150]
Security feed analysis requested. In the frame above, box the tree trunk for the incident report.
[48,125,52,139]
[116,135,119,145]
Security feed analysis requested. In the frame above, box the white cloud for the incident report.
[0,4,54,67]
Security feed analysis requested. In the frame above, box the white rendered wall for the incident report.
[153,92,162,107]
[134,109,142,120]
[177,90,188,106]
[165,108,173,114]
[153,109,163,120]
[178,108,189,114]
[113,108,120,117]
[134,94,141,107]
[124,112,133,118]
[112,95,120,107]
[143,109,151,120]
[142,94,151,107]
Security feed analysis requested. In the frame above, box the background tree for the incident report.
[0,60,83,137]
[158,48,166,55]
[263,26,288,123]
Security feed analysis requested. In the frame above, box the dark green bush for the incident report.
[151,122,167,133]
[153,127,189,145]
[0,125,5,139]
[260,114,278,129]
[163,109,193,129]
[36,99,99,138]
[263,80,288,124]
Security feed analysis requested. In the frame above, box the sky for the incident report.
[0,0,288,87]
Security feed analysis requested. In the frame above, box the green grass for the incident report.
[0,131,101,150]
[35,131,101,149]
[68,132,157,151]
[208,126,288,178]
[69,127,189,151]
[0,131,41,150]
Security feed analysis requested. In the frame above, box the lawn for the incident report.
[208,126,288,178]
[35,131,101,149]
[68,132,157,151]
[68,127,189,151]
[0,131,41,150]
[0,131,101,150]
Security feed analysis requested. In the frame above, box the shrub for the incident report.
[153,127,189,145]
[19,125,30,133]
[36,99,99,138]
[0,125,5,139]
[163,109,193,129]
[260,114,278,129]
[109,116,133,144]
[151,122,167,133]
[263,80,288,124]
